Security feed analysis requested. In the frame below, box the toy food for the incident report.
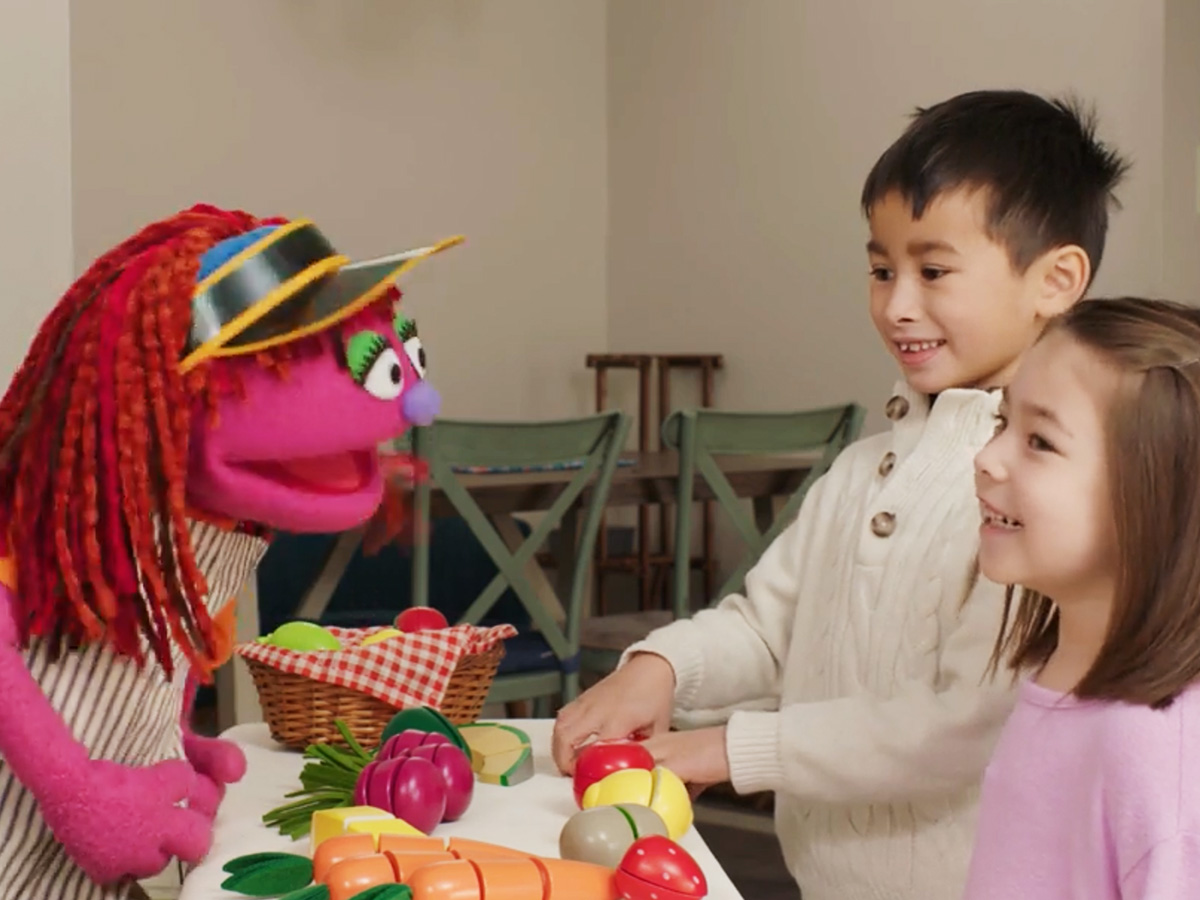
[363,729,474,823]
[406,857,617,899]
[379,730,453,760]
[361,628,404,646]
[242,835,618,900]
[355,755,447,834]
[394,607,450,633]
[266,721,473,841]
[581,767,693,840]
[572,740,656,807]
[409,743,474,821]
[324,852,398,900]
[311,806,399,849]
[458,722,534,786]
[219,851,314,897]
[614,835,707,900]
[258,621,342,651]
[379,706,468,752]
[313,833,377,882]
[559,804,669,868]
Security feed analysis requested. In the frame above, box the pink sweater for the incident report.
[963,677,1200,899]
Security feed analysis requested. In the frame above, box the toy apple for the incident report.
[573,739,656,807]
[394,606,450,633]
[615,835,708,900]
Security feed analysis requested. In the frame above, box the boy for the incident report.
[552,90,1130,900]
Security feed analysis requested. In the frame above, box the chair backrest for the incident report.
[409,411,630,669]
[661,403,865,613]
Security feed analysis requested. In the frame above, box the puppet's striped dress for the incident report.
[0,521,268,899]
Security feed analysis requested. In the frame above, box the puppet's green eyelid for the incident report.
[394,315,417,342]
[346,331,387,381]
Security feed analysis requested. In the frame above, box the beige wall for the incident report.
[5,1,1198,437]
[0,0,73,382]
[69,0,607,421]
[1164,0,1200,302]
[608,0,1180,436]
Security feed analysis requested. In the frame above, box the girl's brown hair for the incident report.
[992,297,1200,709]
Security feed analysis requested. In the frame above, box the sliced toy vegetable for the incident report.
[222,851,309,874]
[279,885,331,900]
[378,706,467,753]
[219,853,315,896]
[347,884,413,900]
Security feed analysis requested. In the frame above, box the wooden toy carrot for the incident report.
[312,833,617,899]
[406,857,617,899]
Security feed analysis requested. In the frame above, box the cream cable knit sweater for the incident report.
[625,382,1018,900]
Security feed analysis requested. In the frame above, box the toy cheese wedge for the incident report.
[458,722,534,786]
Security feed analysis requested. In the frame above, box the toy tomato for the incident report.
[394,607,450,633]
[573,740,656,807]
[615,835,707,900]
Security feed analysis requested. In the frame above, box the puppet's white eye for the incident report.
[362,347,404,400]
[404,337,427,378]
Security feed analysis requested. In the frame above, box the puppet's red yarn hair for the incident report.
[0,204,277,677]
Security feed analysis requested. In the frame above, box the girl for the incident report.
[965,296,1200,898]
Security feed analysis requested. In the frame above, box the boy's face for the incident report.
[867,188,1057,394]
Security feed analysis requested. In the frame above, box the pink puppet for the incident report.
[0,204,459,898]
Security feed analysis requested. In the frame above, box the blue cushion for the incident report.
[255,517,533,636]
[495,631,559,676]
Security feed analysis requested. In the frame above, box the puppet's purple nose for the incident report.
[402,380,441,426]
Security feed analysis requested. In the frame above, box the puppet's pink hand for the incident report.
[0,583,212,884]
[182,732,246,818]
[40,756,213,883]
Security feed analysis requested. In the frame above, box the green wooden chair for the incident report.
[409,411,630,712]
[578,402,863,677]
[665,403,865,614]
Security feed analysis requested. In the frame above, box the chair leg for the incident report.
[532,695,553,719]
[563,671,580,704]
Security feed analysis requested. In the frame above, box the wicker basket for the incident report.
[246,641,504,750]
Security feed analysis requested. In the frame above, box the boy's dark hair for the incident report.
[861,90,1130,284]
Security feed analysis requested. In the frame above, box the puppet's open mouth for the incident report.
[238,449,377,495]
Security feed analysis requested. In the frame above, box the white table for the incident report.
[181,719,745,899]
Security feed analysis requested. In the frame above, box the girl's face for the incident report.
[973,330,1120,609]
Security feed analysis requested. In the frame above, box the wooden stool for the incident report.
[585,354,664,613]
[584,353,724,614]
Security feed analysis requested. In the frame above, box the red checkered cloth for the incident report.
[234,623,516,709]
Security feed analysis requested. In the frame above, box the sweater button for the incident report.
[878,452,896,477]
[885,395,910,421]
[870,511,896,537]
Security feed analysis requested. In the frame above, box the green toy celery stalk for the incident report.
[261,721,376,839]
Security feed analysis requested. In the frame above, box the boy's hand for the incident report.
[641,726,731,799]
[552,653,676,775]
